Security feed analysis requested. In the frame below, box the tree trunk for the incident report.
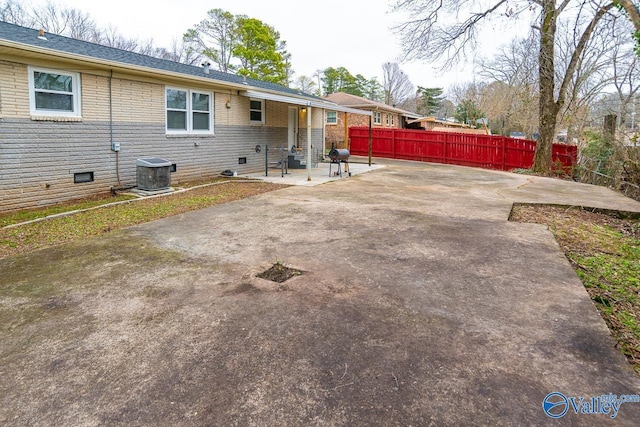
[617,0,640,34]
[533,0,559,174]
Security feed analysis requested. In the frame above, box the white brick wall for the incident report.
[0,58,325,212]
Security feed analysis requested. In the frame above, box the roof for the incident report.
[0,21,329,104]
[324,92,420,118]
[431,127,489,135]
[408,116,471,128]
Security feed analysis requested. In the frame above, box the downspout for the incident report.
[306,104,312,181]
[110,69,121,186]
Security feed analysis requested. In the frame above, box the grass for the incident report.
[0,193,138,228]
[0,180,287,259]
[511,205,640,376]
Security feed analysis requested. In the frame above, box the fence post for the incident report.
[392,129,396,159]
[444,133,448,164]
[502,137,507,171]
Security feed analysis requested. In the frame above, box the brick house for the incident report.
[323,92,419,150]
[0,22,366,212]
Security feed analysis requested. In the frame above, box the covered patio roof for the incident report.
[239,90,373,116]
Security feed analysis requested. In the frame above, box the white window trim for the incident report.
[28,66,81,118]
[326,111,338,125]
[250,98,266,125]
[373,111,381,125]
[165,87,214,135]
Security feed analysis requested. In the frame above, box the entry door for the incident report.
[288,107,299,151]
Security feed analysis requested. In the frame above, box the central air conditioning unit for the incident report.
[136,158,171,191]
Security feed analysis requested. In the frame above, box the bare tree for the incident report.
[98,25,141,51]
[63,8,97,41]
[394,0,628,173]
[0,0,33,26]
[382,62,414,106]
[609,18,640,132]
[136,39,157,57]
[616,0,640,35]
[293,75,316,94]
[153,37,201,66]
[479,34,538,88]
[536,1,614,171]
[183,9,237,73]
[555,14,620,143]
[32,1,98,41]
[31,1,69,34]
[478,35,539,136]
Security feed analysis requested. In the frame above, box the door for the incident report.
[288,107,299,151]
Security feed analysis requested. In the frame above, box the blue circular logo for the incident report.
[543,392,569,419]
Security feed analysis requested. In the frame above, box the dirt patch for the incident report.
[256,262,303,283]
[510,203,640,376]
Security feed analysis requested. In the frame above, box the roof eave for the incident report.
[240,90,372,116]
[325,98,418,116]
[0,38,269,93]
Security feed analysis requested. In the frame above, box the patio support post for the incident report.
[368,116,373,166]
[307,105,312,181]
[344,111,350,174]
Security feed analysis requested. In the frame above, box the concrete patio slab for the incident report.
[1,159,639,426]
[240,159,384,186]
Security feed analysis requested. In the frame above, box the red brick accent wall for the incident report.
[325,111,402,151]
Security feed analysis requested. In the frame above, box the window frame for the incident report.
[385,114,390,126]
[165,87,214,135]
[28,66,81,118]
[250,98,265,124]
[373,111,381,125]
[391,115,395,126]
[326,111,338,125]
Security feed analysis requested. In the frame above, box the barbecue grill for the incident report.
[328,148,350,177]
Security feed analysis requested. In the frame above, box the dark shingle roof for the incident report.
[0,20,321,101]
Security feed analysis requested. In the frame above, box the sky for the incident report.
[24,0,521,94]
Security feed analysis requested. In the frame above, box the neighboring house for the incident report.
[406,116,491,135]
[0,22,366,212]
[323,92,419,150]
[407,116,471,131]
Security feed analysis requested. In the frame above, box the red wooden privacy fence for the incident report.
[348,127,578,172]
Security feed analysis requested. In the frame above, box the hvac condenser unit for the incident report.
[136,158,171,191]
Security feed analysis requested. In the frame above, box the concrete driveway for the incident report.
[2,159,640,426]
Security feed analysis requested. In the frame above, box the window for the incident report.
[191,92,212,131]
[373,111,381,125]
[326,111,337,125]
[250,99,265,124]
[28,67,81,117]
[391,115,395,126]
[166,88,213,134]
[385,114,390,126]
